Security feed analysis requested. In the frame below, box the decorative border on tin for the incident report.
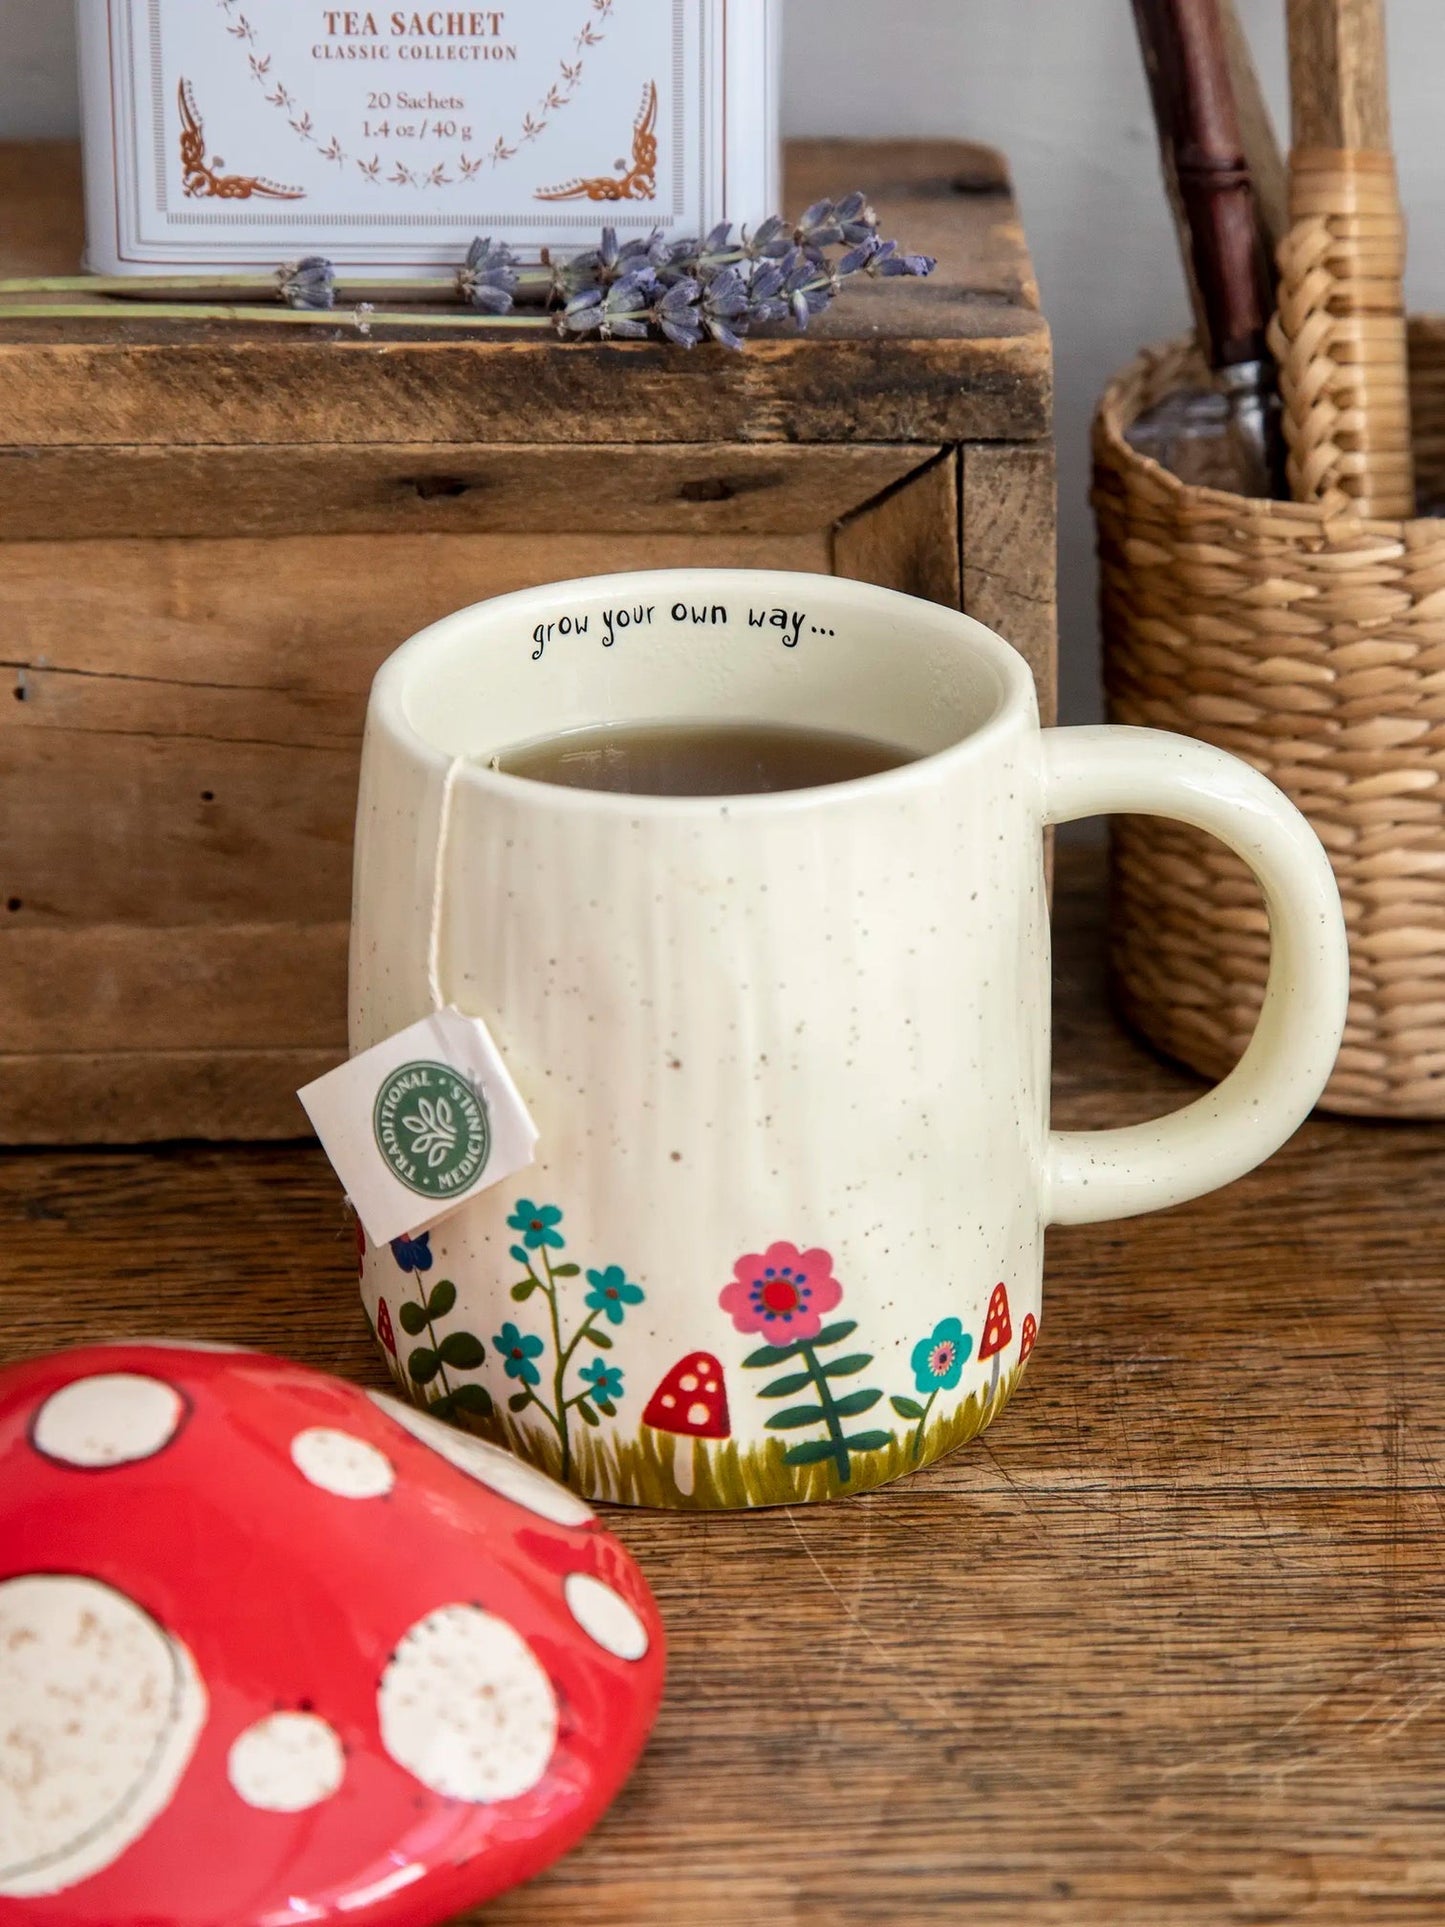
[108,0,709,256]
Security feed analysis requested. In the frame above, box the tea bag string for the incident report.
[427,752,469,1012]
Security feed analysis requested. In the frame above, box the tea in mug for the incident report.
[495,720,917,797]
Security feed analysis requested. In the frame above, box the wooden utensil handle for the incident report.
[1271,0,1414,515]
[1287,0,1390,148]
[1132,0,1273,368]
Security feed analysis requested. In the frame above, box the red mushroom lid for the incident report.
[0,1343,666,1927]
[642,1353,731,1439]
[1018,1312,1038,1364]
[978,1283,1013,1361]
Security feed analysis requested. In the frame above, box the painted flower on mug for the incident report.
[584,1265,645,1326]
[508,1199,565,1251]
[911,1316,971,1393]
[389,1231,433,1274]
[719,1242,842,1340]
[578,1358,625,1405]
[494,1321,545,1388]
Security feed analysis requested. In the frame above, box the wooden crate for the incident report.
[0,138,1055,1142]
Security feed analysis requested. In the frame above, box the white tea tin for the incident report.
[77,0,780,274]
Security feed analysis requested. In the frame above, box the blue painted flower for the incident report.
[507,1199,565,1251]
[390,1232,433,1274]
[911,1316,971,1393]
[584,1265,645,1326]
[494,1321,545,1388]
[579,1358,624,1404]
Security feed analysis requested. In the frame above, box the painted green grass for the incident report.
[452,1359,1031,1509]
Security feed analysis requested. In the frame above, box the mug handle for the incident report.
[1041,725,1350,1227]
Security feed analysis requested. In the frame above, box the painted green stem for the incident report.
[540,1247,573,1484]
[414,1287,454,1403]
[798,1341,852,1484]
[911,1386,940,1463]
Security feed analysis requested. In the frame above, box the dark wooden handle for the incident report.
[1133,0,1273,368]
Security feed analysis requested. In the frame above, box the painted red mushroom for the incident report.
[1018,1312,1038,1366]
[375,1297,398,1360]
[642,1352,730,1498]
[0,1342,665,1926]
[978,1282,1013,1404]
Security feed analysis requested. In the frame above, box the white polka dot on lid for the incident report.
[378,1604,557,1803]
[678,1373,699,1392]
[686,1401,710,1427]
[563,1572,649,1662]
[32,1373,186,1469]
[291,1428,395,1500]
[228,1712,345,1812]
[368,1393,593,1528]
[0,1574,207,1899]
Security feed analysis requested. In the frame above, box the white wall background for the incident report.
[3,1,1444,721]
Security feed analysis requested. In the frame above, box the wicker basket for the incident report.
[1096,322,1445,1117]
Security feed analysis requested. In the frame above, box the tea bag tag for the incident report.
[298,1007,538,1246]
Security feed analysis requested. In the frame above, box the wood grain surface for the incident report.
[2,844,1441,1925]
[0,141,1052,449]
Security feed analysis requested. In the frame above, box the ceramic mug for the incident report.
[352,569,1348,1509]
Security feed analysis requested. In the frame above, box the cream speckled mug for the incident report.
[352,570,1348,1508]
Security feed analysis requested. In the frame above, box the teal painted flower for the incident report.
[911,1316,970,1393]
[579,1358,624,1403]
[585,1265,644,1325]
[494,1320,545,1387]
[508,1199,565,1250]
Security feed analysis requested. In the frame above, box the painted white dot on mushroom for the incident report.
[32,1373,186,1469]
[0,1574,207,1900]
[228,1712,346,1813]
[291,1427,395,1500]
[678,1373,698,1392]
[368,1392,593,1528]
[563,1572,649,1663]
[686,1401,710,1427]
[378,1604,558,1803]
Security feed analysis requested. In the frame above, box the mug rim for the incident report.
[370,568,1037,816]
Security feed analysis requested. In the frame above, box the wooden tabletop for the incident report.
[3,842,1440,1926]
[0,139,1051,449]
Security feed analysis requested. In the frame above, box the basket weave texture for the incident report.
[1096,324,1445,1117]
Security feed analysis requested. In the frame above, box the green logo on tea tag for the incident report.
[373,1060,490,1200]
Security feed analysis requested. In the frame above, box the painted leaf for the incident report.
[842,1429,892,1453]
[830,1388,882,1418]
[508,1390,532,1413]
[582,1327,614,1350]
[426,1279,458,1319]
[764,1402,827,1431]
[510,1278,537,1301]
[438,1331,485,1370]
[822,1353,873,1378]
[811,1321,858,1349]
[450,1382,493,1415]
[759,1369,813,1398]
[398,1301,429,1336]
[552,1262,581,1276]
[578,1401,601,1428]
[783,1438,843,1466]
[743,1340,803,1368]
[595,1398,617,1418]
[407,1346,440,1385]
[891,1394,926,1421]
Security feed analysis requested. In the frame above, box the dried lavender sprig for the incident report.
[278,256,337,311]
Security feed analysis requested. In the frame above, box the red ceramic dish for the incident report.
[0,1343,665,1927]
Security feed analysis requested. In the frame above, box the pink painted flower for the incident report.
[719,1242,843,1341]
